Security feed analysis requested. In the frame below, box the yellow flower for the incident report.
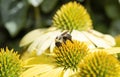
[78,51,120,77]
[115,35,120,47]
[115,35,120,60]
[20,40,89,77]
[54,40,89,71]
[0,47,22,77]
[53,1,92,31]
[19,1,115,55]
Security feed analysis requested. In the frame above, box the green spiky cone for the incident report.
[0,47,22,77]
[53,1,92,31]
[78,51,120,77]
[54,40,89,71]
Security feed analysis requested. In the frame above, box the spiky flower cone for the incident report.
[0,47,22,77]
[53,1,92,31]
[54,40,89,71]
[78,51,120,77]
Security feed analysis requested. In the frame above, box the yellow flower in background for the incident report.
[20,40,89,77]
[0,47,22,77]
[21,40,120,77]
[115,35,120,47]
[53,1,92,31]
[19,1,115,56]
[78,51,120,77]
[115,35,120,60]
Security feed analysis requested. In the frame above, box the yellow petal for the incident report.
[90,47,120,54]
[23,54,54,65]
[20,64,55,77]
[39,67,64,77]
[20,50,37,60]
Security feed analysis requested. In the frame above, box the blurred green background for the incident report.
[0,0,120,51]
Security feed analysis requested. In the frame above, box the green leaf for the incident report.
[109,19,120,36]
[105,0,120,19]
[41,0,58,13]
[0,0,29,37]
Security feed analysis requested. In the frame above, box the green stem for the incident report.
[34,6,41,27]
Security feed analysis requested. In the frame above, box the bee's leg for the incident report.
[63,40,67,44]
[67,34,73,43]
[69,39,73,43]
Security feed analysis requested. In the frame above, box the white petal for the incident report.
[37,37,53,55]
[49,30,61,53]
[50,41,56,53]
[71,30,95,49]
[27,32,52,52]
[37,30,61,55]
[63,69,76,77]
[88,30,115,46]
[102,35,116,46]
[20,27,57,47]
[20,28,47,47]
[83,31,111,48]
[87,29,104,37]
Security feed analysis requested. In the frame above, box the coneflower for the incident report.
[0,47,22,77]
[54,40,89,71]
[53,1,92,31]
[78,51,120,77]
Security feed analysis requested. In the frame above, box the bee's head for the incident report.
[55,36,63,47]
[55,30,72,47]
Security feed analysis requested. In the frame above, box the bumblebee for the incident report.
[55,30,73,47]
